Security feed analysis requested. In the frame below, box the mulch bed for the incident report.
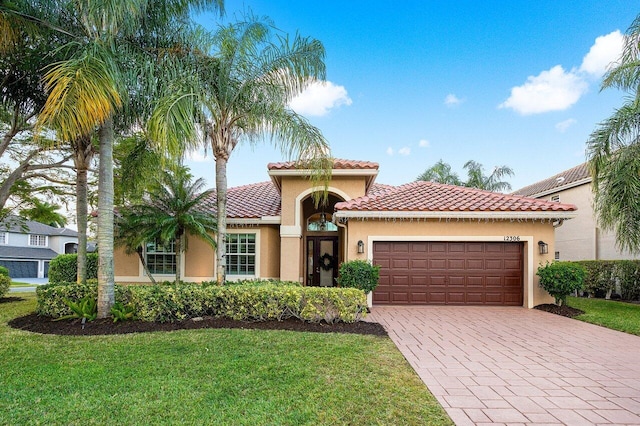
[8,313,388,337]
[534,303,584,318]
[0,296,25,304]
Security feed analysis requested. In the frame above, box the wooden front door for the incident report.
[306,236,339,287]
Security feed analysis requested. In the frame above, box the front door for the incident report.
[306,236,338,286]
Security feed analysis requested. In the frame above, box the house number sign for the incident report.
[503,236,521,242]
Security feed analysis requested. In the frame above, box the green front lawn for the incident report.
[568,296,640,336]
[0,295,451,426]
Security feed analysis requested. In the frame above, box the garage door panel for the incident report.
[429,259,447,269]
[0,260,38,278]
[373,241,523,306]
[448,259,465,269]
[447,292,465,304]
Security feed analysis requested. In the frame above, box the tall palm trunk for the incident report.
[215,156,227,285]
[76,166,88,284]
[73,135,93,284]
[97,118,115,318]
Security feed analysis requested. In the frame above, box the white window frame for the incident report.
[225,231,259,278]
[29,234,48,247]
[144,239,176,276]
[0,232,7,245]
[550,195,560,202]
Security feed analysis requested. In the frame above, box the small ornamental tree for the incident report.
[336,260,381,293]
[537,262,586,306]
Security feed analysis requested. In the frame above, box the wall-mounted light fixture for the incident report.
[538,240,549,255]
[357,240,364,254]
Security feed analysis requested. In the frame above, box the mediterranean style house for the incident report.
[115,159,577,308]
[0,217,79,278]
[513,162,640,262]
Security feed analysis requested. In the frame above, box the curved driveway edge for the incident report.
[367,306,640,425]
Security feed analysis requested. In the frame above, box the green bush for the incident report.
[35,279,129,318]
[202,278,302,287]
[0,266,9,277]
[0,275,9,298]
[573,260,640,300]
[48,253,99,283]
[37,281,367,323]
[336,260,381,293]
[537,262,586,306]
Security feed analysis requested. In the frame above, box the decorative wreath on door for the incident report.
[319,253,334,271]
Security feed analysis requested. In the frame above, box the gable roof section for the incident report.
[203,182,281,219]
[267,158,379,194]
[267,158,379,170]
[512,162,590,198]
[0,216,78,237]
[334,181,577,220]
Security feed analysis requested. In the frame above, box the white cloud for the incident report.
[500,31,624,115]
[186,149,212,162]
[289,80,352,116]
[580,30,623,77]
[444,94,463,107]
[386,147,394,156]
[555,118,577,133]
[418,139,430,148]
[499,65,588,115]
[398,147,411,156]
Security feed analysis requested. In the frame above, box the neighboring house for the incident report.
[513,162,640,262]
[115,159,577,308]
[0,217,79,278]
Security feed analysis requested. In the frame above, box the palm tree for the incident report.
[116,167,216,285]
[587,13,640,253]
[19,198,67,227]
[26,0,223,317]
[148,17,331,285]
[463,160,514,192]
[416,159,462,185]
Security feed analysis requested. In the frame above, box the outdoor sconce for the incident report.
[538,241,549,255]
[357,240,364,254]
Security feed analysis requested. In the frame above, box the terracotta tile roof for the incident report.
[367,183,395,196]
[267,158,379,170]
[334,181,576,213]
[203,182,281,218]
[512,162,590,197]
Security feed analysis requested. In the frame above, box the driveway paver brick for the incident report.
[368,306,640,425]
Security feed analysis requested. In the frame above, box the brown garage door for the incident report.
[373,241,523,305]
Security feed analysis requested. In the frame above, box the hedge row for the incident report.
[48,253,99,283]
[572,260,640,300]
[36,282,367,323]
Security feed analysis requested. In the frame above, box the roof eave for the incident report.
[333,210,578,220]
[523,177,592,199]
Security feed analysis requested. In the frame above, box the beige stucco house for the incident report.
[513,162,639,262]
[115,159,577,308]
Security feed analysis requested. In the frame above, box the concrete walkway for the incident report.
[368,306,640,426]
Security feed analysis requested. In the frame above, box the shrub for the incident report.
[617,260,640,301]
[0,266,9,277]
[336,260,381,293]
[0,275,9,298]
[55,297,98,321]
[537,262,586,306]
[573,260,640,300]
[48,253,99,283]
[37,281,367,323]
[36,279,129,318]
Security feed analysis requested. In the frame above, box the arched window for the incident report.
[307,212,338,232]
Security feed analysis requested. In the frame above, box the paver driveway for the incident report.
[367,306,640,425]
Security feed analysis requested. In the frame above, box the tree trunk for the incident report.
[76,166,88,284]
[97,118,115,318]
[216,156,227,285]
[136,247,156,284]
[175,233,182,285]
[73,135,94,285]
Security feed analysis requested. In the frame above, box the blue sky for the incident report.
[188,1,637,192]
